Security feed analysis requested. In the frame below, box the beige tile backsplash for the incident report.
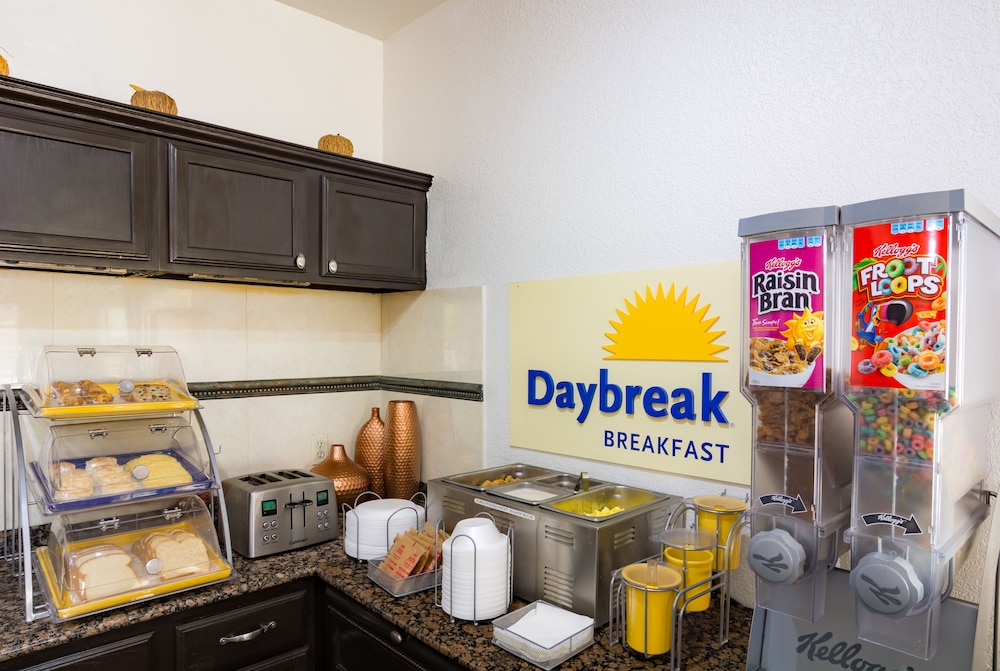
[1,269,483,528]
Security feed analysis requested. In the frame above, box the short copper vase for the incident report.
[384,400,421,500]
[311,443,370,508]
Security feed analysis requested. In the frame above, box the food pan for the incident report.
[442,464,560,491]
[541,485,668,522]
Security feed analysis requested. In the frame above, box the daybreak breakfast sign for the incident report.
[508,262,751,485]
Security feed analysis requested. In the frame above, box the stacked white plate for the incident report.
[344,498,426,560]
[441,517,510,621]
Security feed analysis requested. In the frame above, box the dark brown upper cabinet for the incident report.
[168,143,312,283]
[321,175,427,290]
[0,77,432,291]
[0,101,157,274]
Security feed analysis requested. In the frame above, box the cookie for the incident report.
[131,384,171,403]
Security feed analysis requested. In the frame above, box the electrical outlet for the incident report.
[311,434,328,461]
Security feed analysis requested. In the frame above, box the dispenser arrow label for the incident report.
[861,512,922,535]
[758,493,807,513]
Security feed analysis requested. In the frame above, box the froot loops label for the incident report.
[849,217,949,391]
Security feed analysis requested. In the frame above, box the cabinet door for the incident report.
[0,103,156,271]
[175,586,311,671]
[325,588,466,671]
[10,632,157,671]
[233,645,310,671]
[168,143,311,281]
[320,176,426,290]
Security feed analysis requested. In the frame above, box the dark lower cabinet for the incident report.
[174,583,314,671]
[324,587,466,671]
[7,632,158,671]
[2,580,316,671]
[2,580,473,671]
[231,645,311,671]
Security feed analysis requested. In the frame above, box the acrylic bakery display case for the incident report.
[3,345,233,622]
[21,345,198,418]
[34,495,231,621]
[28,416,214,514]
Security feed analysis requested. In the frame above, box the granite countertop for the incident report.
[0,539,753,670]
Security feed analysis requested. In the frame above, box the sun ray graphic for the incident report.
[603,283,728,361]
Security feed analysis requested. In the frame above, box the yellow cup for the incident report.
[663,547,714,613]
[693,495,748,571]
[621,562,682,655]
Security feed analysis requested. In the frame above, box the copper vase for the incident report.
[384,400,421,500]
[354,407,386,498]
[311,443,370,508]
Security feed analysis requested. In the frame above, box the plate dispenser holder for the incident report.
[838,190,1000,660]
[738,205,854,623]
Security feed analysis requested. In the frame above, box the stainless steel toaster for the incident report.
[222,470,339,558]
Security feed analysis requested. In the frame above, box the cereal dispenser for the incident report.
[738,205,854,623]
[839,189,1000,660]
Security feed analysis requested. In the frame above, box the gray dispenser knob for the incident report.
[746,528,807,584]
[849,552,925,617]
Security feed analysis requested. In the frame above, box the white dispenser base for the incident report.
[745,568,976,671]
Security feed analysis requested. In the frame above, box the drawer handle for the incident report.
[390,630,403,645]
[219,621,276,645]
[295,253,306,269]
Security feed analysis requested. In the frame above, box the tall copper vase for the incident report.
[354,407,386,498]
[311,443,370,508]
[384,400,421,500]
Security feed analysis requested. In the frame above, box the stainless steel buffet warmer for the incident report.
[427,464,680,625]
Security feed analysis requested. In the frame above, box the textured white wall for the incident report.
[384,0,1000,640]
[0,0,384,160]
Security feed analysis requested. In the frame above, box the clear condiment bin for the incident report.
[33,494,232,621]
[28,416,214,514]
[21,345,197,418]
[492,600,594,669]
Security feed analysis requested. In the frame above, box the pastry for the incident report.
[85,457,119,471]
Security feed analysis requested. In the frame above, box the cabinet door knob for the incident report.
[295,253,306,269]
[390,630,403,645]
[328,260,338,273]
[219,621,276,645]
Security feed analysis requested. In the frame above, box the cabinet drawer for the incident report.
[175,587,309,671]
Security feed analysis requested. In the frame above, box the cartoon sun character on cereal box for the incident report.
[780,306,825,363]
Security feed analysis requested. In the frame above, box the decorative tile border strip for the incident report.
[188,376,483,402]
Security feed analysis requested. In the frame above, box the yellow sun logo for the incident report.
[603,283,728,361]
[779,306,824,351]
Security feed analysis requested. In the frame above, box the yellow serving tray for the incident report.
[24,381,198,419]
[34,524,231,621]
